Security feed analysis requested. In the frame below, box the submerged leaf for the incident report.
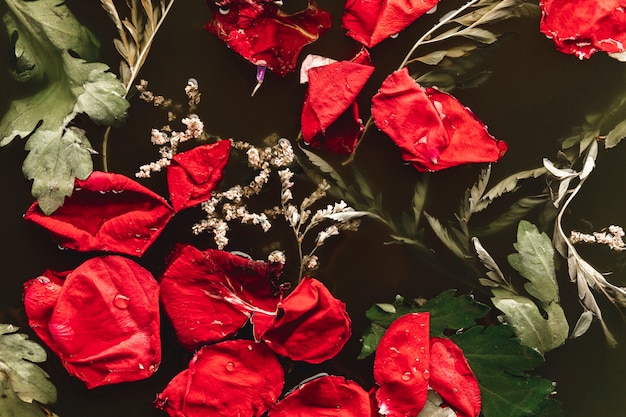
[0,324,56,405]
[1,0,129,210]
[451,325,560,417]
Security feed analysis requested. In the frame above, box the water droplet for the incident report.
[419,346,426,354]
[226,362,235,371]
[422,369,430,379]
[113,294,130,309]
[401,371,412,381]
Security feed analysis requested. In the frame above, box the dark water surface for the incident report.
[2,0,626,416]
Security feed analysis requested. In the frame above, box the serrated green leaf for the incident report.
[451,325,561,417]
[359,290,489,358]
[0,324,56,405]
[487,221,568,353]
[474,196,550,237]
[604,118,626,148]
[0,376,58,417]
[22,127,94,214]
[425,212,468,259]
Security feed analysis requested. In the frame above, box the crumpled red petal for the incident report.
[260,277,351,364]
[268,375,371,416]
[155,339,284,417]
[159,245,282,351]
[205,1,331,77]
[429,337,481,417]
[342,0,440,48]
[374,312,430,417]
[23,256,161,389]
[540,0,626,59]
[167,140,230,212]
[372,69,508,172]
[24,171,174,256]
[302,59,374,154]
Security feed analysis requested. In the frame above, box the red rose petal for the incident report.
[268,375,371,417]
[342,0,440,48]
[302,60,374,154]
[374,312,430,417]
[540,0,626,59]
[156,339,284,417]
[205,1,331,77]
[372,69,507,172]
[429,337,481,417]
[24,171,174,256]
[159,245,282,351]
[23,256,161,388]
[167,140,231,212]
[260,277,351,364]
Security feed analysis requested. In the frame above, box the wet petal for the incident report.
[24,171,174,256]
[23,256,161,388]
[540,0,626,59]
[261,277,351,363]
[205,1,331,77]
[374,312,430,417]
[342,0,440,47]
[156,339,284,417]
[268,375,371,416]
[372,69,507,172]
[167,140,231,212]
[301,55,374,154]
[159,245,282,350]
[429,337,481,417]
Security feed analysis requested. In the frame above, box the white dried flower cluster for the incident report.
[192,139,296,248]
[136,80,205,179]
[303,255,319,271]
[192,217,229,249]
[268,250,286,264]
[570,225,626,251]
[185,78,201,110]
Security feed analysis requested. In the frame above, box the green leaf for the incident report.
[450,325,561,417]
[22,127,94,215]
[359,290,489,358]
[0,376,58,417]
[0,324,56,405]
[487,221,568,353]
[604,118,626,148]
[1,0,129,211]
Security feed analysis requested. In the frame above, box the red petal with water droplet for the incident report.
[159,245,282,351]
[540,0,626,59]
[372,69,507,172]
[156,339,284,417]
[24,171,174,256]
[302,60,374,154]
[260,277,351,363]
[167,140,231,212]
[205,1,331,77]
[23,256,161,389]
[342,0,440,47]
[373,312,430,417]
[429,337,481,417]
[268,375,370,416]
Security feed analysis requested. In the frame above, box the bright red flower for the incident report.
[261,277,352,364]
[156,339,284,417]
[540,0,626,60]
[204,1,331,77]
[372,69,508,172]
[159,245,283,351]
[24,171,174,256]
[268,375,371,416]
[167,140,231,212]
[373,312,430,417]
[23,256,161,389]
[429,337,481,417]
[301,57,375,154]
[342,0,440,48]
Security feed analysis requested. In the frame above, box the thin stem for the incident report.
[398,0,481,70]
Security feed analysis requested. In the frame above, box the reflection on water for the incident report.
[2,0,626,416]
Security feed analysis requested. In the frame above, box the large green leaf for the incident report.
[451,325,561,417]
[0,376,58,417]
[1,0,129,213]
[491,221,568,353]
[0,324,56,405]
[358,290,489,358]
